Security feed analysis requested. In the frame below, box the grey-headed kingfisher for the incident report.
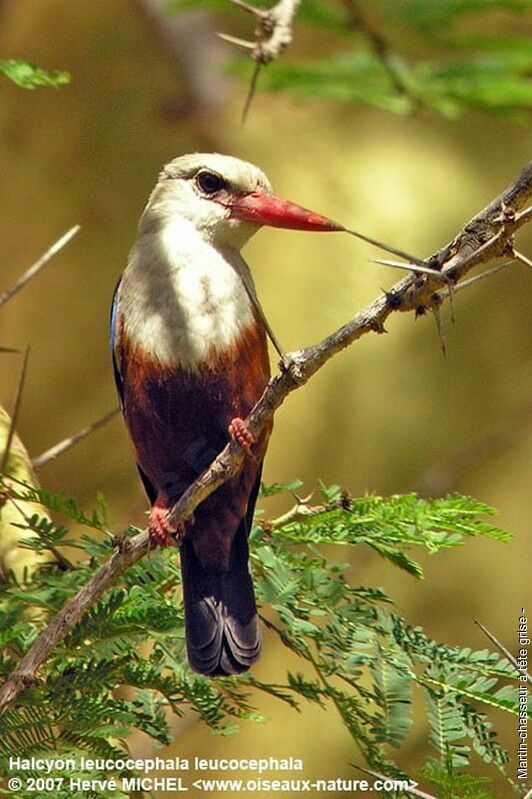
[111,154,340,676]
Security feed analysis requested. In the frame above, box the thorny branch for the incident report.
[219,0,301,120]
[0,162,530,715]
[222,0,301,64]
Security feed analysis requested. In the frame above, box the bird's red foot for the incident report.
[228,417,255,457]
[149,506,179,548]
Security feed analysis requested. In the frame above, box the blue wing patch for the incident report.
[110,278,124,409]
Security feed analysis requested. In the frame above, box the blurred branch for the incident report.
[0,162,530,715]
[340,1,417,107]
[416,403,532,496]
[32,408,120,469]
[131,0,230,120]
[0,226,79,309]
[219,0,301,120]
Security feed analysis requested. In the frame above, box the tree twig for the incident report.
[219,0,301,121]
[263,491,350,530]
[32,409,120,469]
[0,226,79,309]
[0,162,530,715]
[475,619,532,685]
[0,348,30,477]
[132,0,230,122]
[340,1,417,108]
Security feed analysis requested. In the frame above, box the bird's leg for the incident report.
[228,417,256,459]
[149,494,187,549]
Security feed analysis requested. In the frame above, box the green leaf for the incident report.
[259,479,303,497]
[0,60,70,89]
[370,648,413,747]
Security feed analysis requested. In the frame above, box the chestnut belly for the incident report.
[119,321,271,569]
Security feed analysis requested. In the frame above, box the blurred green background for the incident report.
[0,0,530,794]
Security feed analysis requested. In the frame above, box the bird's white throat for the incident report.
[118,215,256,370]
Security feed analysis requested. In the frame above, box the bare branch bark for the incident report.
[0,226,79,309]
[33,408,120,469]
[0,162,530,715]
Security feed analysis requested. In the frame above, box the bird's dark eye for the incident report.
[196,171,227,195]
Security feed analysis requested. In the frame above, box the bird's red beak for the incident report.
[229,190,344,233]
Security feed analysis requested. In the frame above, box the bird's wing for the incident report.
[110,277,124,410]
[111,278,158,504]
[244,466,262,538]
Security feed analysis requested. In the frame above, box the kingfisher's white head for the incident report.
[119,153,342,369]
[140,152,342,251]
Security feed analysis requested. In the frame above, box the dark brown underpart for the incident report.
[116,317,271,675]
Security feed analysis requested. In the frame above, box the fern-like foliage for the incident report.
[0,481,527,798]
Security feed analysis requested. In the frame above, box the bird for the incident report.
[111,153,341,677]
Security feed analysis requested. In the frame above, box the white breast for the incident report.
[118,217,255,370]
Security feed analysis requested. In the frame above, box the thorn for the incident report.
[515,203,532,224]
[438,261,515,299]
[431,307,446,358]
[1,347,30,476]
[32,408,120,469]
[513,249,532,269]
[383,288,402,309]
[370,258,441,277]
[229,0,267,17]
[111,532,132,554]
[446,279,456,323]
[292,491,313,506]
[0,225,80,310]
[0,347,19,354]
[242,60,262,125]
[217,32,255,50]
[369,319,387,334]
[340,489,352,510]
[345,228,427,268]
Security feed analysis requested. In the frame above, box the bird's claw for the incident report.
[149,506,183,548]
[228,417,255,458]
